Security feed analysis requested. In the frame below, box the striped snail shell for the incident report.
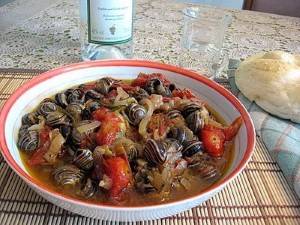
[124,143,138,161]
[85,89,103,100]
[125,103,147,126]
[45,111,70,127]
[182,140,204,157]
[66,103,84,122]
[81,178,96,198]
[73,148,94,170]
[37,101,57,116]
[22,112,38,126]
[181,103,202,118]
[186,110,205,134]
[186,152,219,180]
[52,164,85,186]
[144,139,167,165]
[55,92,68,108]
[19,125,30,137]
[167,127,188,144]
[166,110,182,120]
[66,88,85,104]
[145,78,171,96]
[197,163,219,180]
[17,130,39,152]
[130,88,149,101]
[95,77,116,95]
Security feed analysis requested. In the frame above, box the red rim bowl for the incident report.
[0,60,255,217]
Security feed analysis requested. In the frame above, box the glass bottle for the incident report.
[80,0,133,60]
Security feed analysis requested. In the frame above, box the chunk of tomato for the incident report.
[223,116,243,141]
[104,156,131,199]
[92,107,111,121]
[95,122,120,146]
[200,116,243,157]
[131,73,170,87]
[27,128,51,166]
[172,88,196,99]
[201,125,225,157]
[27,141,50,166]
[93,108,122,146]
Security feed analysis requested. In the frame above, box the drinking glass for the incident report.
[180,6,232,79]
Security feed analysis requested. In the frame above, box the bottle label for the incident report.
[88,0,133,45]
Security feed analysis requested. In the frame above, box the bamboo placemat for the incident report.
[0,69,299,225]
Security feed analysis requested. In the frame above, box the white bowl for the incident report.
[0,60,255,221]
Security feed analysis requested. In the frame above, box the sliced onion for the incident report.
[43,129,65,164]
[207,118,224,128]
[150,171,164,191]
[180,177,191,190]
[114,137,135,147]
[148,94,163,109]
[113,97,137,107]
[115,87,129,102]
[28,116,45,131]
[99,174,112,190]
[77,120,101,134]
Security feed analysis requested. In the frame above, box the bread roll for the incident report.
[235,51,300,123]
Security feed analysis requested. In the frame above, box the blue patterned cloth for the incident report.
[228,59,300,198]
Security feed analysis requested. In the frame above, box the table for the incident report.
[0,0,300,224]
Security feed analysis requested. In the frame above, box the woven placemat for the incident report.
[0,69,299,225]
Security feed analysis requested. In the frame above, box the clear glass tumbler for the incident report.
[180,7,232,79]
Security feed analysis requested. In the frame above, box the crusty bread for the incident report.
[235,51,300,123]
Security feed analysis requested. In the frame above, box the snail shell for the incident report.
[85,89,103,100]
[167,127,188,144]
[81,109,91,120]
[19,125,30,137]
[22,112,38,126]
[67,88,85,104]
[196,163,219,180]
[166,110,182,120]
[55,93,68,108]
[144,139,167,165]
[73,148,94,170]
[37,101,57,116]
[95,77,116,95]
[81,178,96,198]
[124,143,138,161]
[125,103,147,126]
[130,88,149,101]
[186,110,205,134]
[181,103,202,118]
[145,79,171,96]
[46,111,70,127]
[182,140,204,157]
[66,103,84,122]
[59,125,72,139]
[17,130,39,151]
[52,164,85,186]
[134,166,156,193]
